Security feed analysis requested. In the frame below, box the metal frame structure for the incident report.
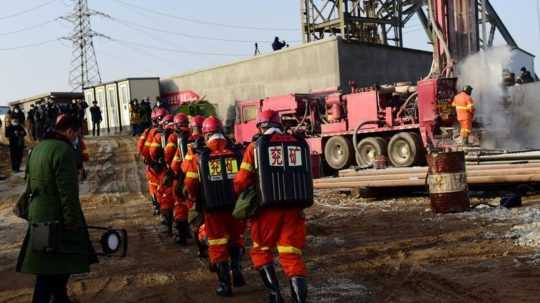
[301,0,518,49]
[61,0,109,91]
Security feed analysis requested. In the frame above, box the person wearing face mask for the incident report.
[5,117,27,172]
[16,113,97,303]
[12,105,25,125]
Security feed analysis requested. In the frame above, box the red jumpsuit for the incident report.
[167,128,191,223]
[184,137,245,265]
[149,130,175,213]
[234,142,307,278]
[140,127,160,200]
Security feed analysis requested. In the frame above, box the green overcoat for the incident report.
[16,135,97,274]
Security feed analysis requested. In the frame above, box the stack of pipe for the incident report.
[315,162,540,189]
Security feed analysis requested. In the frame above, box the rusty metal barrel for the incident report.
[427,151,470,213]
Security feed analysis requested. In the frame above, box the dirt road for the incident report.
[1,136,540,302]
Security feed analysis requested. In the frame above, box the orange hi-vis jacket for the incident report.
[452,92,475,121]
[164,132,178,166]
[137,128,150,155]
[149,129,173,165]
[165,128,191,168]
[141,128,159,163]
[233,142,256,194]
[171,134,202,221]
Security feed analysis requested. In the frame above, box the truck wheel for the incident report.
[324,136,353,170]
[355,137,386,167]
[388,132,421,167]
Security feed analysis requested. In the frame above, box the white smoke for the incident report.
[456,46,532,150]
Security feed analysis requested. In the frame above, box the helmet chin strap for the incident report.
[263,127,282,135]
[207,133,225,142]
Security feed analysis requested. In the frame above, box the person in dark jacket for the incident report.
[5,117,26,172]
[27,104,37,140]
[16,114,97,303]
[517,67,535,84]
[89,101,102,136]
[272,36,287,51]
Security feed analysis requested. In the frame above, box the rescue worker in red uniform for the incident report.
[234,110,312,303]
[149,114,176,234]
[166,113,193,244]
[173,115,208,252]
[183,116,246,297]
[138,108,168,214]
[452,85,476,145]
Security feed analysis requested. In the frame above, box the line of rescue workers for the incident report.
[136,107,313,303]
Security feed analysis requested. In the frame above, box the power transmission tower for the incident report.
[61,0,109,91]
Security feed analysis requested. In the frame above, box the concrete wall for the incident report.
[337,39,433,90]
[160,37,433,127]
[503,82,540,149]
[160,38,341,126]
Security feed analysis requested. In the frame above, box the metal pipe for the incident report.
[481,0,488,49]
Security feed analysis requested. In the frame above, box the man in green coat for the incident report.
[16,114,97,303]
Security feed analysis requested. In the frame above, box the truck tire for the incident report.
[355,137,386,167]
[387,132,421,167]
[324,136,353,170]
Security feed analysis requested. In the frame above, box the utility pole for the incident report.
[60,0,109,91]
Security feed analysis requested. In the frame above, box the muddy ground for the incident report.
[1,136,540,302]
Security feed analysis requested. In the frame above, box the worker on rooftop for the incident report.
[517,66,535,84]
[272,37,287,51]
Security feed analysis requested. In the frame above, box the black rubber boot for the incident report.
[229,246,246,287]
[259,264,283,303]
[184,221,193,239]
[215,262,233,297]
[194,227,208,258]
[289,276,308,303]
[174,221,187,245]
[159,210,173,235]
[151,196,160,216]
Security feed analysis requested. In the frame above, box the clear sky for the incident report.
[0,0,538,105]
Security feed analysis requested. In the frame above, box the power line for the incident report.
[0,39,59,51]
[111,0,299,32]
[112,38,247,57]
[110,17,278,44]
[0,0,58,21]
[0,18,58,36]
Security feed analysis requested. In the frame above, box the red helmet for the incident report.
[202,116,223,134]
[256,110,281,128]
[173,113,189,127]
[161,114,174,126]
[154,108,168,121]
[190,115,205,129]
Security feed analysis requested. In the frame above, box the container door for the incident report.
[84,89,95,132]
[106,84,120,131]
[118,81,131,127]
[95,87,109,131]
